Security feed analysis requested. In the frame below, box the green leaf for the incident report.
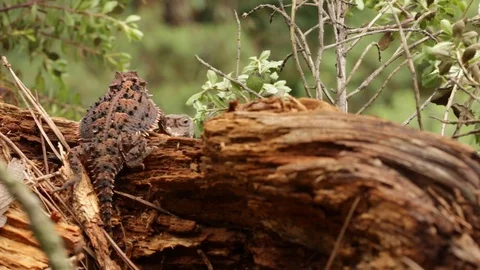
[207,70,218,84]
[440,19,452,36]
[186,91,205,106]
[355,0,365,10]
[25,34,36,42]
[129,28,143,41]
[259,50,271,61]
[64,11,75,26]
[246,72,264,92]
[35,72,45,91]
[102,1,118,14]
[31,4,38,19]
[125,15,141,23]
[263,83,278,95]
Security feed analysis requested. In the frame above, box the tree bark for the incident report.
[0,98,480,269]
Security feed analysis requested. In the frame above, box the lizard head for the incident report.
[161,114,194,138]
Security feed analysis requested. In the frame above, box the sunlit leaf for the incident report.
[102,1,118,14]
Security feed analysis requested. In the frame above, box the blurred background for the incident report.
[2,0,479,148]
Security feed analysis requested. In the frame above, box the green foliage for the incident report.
[187,50,291,132]
[0,0,142,118]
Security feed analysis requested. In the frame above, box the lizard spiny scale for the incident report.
[62,71,163,231]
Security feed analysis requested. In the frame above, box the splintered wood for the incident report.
[0,98,480,269]
[0,203,83,269]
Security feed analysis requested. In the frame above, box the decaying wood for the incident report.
[0,202,83,269]
[1,98,480,269]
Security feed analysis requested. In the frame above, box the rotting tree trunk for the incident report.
[1,98,480,269]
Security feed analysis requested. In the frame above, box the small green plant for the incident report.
[1,0,143,118]
[187,50,291,132]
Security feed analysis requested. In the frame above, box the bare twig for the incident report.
[340,42,381,104]
[402,89,438,126]
[314,0,325,99]
[385,0,422,130]
[290,0,312,97]
[326,28,435,50]
[349,31,441,99]
[234,10,241,78]
[0,0,44,13]
[195,55,262,99]
[357,59,408,114]
[450,80,480,102]
[344,1,395,53]
[430,116,480,125]
[452,128,480,139]
[326,0,348,112]
[441,71,462,136]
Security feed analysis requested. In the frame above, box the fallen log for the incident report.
[0,97,480,269]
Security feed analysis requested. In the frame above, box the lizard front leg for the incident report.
[54,144,89,192]
[120,134,155,169]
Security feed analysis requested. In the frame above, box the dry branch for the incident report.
[0,98,480,269]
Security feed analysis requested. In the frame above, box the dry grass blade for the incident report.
[0,132,42,176]
[1,56,70,152]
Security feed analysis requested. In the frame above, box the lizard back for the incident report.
[77,71,162,228]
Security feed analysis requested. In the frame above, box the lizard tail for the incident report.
[93,171,115,231]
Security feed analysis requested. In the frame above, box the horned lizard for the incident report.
[59,71,163,230]
[158,114,194,138]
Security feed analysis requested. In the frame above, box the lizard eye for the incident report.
[182,118,190,125]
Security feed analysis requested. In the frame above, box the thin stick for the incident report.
[430,116,480,124]
[386,0,422,130]
[450,79,480,102]
[357,59,408,114]
[234,9,241,78]
[325,196,360,270]
[17,90,62,159]
[103,230,140,270]
[452,127,480,139]
[314,0,325,99]
[345,42,381,88]
[195,55,262,99]
[36,91,50,174]
[344,0,396,53]
[290,0,312,97]
[440,79,459,136]
[114,190,178,217]
[197,249,213,270]
[1,56,70,151]
[0,132,42,175]
[348,31,441,99]
[402,89,438,126]
[33,171,62,183]
[326,0,348,112]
